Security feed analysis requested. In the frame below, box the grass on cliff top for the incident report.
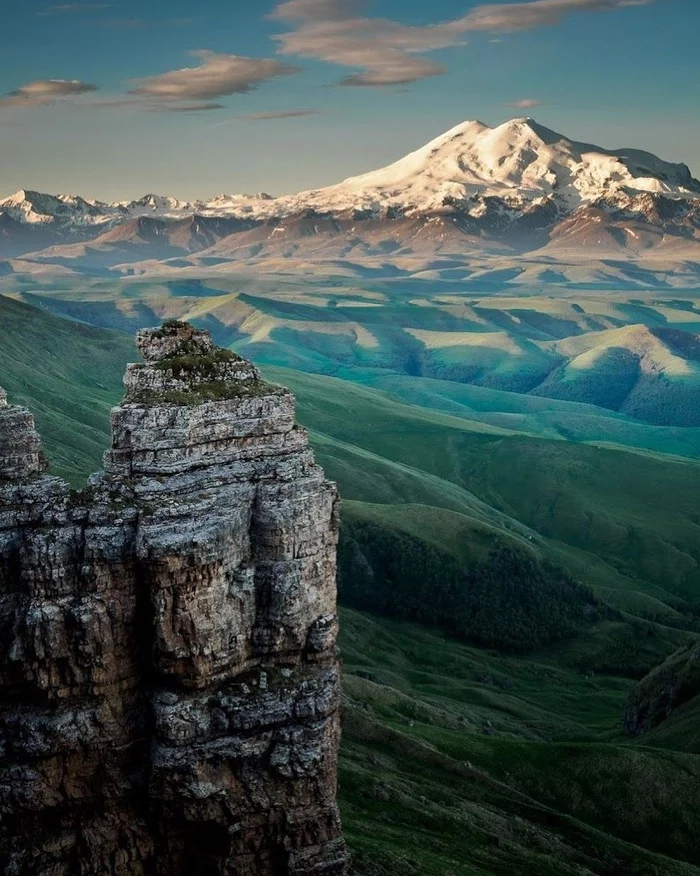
[132,335,284,406]
[152,347,242,371]
[125,378,285,407]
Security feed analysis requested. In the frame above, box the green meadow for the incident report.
[2,281,700,874]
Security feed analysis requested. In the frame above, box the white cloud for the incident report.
[0,79,98,108]
[339,57,445,87]
[269,0,366,21]
[455,0,655,33]
[270,0,655,86]
[506,98,544,108]
[129,51,300,102]
[273,14,457,86]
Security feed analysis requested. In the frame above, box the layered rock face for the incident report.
[0,322,348,875]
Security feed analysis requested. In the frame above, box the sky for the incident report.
[0,0,698,201]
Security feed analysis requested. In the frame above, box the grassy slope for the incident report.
[339,609,700,875]
[3,294,700,873]
[0,295,133,483]
[641,697,700,755]
[625,642,700,754]
[8,278,700,450]
[340,369,700,459]
[268,366,700,607]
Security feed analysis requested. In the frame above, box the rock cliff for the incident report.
[0,322,348,875]
[625,641,700,738]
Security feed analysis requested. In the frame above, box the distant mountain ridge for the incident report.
[2,118,699,284]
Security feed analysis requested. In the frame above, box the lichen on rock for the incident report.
[0,323,348,875]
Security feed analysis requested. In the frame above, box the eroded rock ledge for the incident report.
[0,321,348,875]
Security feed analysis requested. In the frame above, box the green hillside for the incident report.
[339,609,700,875]
[5,276,700,435]
[269,366,700,620]
[3,293,700,874]
[0,295,133,482]
[625,642,700,753]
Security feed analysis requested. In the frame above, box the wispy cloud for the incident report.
[149,101,225,113]
[269,0,366,20]
[338,56,445,87]
[506,97,544,108]
[455,0,654,33]
[78,96,226,113]
[20,51,300,115]
[240,109,319,120]
[209,108,320,128]
[129,51,300,104]
[271,2,453,87]
[37,3,111,15]
[101,17,195,30]
[0,79,98,108]
[270,0,655,87]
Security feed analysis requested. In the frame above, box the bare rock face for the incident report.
[625,642,700,737]
[0,321,348,875]
[0,390,47,480]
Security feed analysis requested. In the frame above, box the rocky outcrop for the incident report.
[0,321,348,875]
[625,641,700,737]
[0,388,47,479]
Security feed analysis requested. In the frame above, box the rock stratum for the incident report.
[0,322,348,875]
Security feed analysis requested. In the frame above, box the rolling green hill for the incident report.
[4,276,700,432]
[3,292,700,874]
[0,295,133,482]
[268,366,700,619]
[339,609,700,875]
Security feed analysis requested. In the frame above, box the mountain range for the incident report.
[2,118,700,287]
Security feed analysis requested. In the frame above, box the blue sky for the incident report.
[0,0,698,200]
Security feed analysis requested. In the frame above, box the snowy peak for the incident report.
[0,189,110,226]
[114,193,194,213]
[0,118,698,238]
[0,189,69,223]
[294,117,700,215]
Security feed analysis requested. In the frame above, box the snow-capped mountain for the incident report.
[271,117,700,216]
[0,189,112,226]
[4,118,698,224]
[1,118,699,282]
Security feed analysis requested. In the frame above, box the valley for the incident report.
[2,282,700,874]
[3,0,699,863]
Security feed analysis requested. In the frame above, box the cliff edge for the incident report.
[625,641,700,743]
[0,321,348,875]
